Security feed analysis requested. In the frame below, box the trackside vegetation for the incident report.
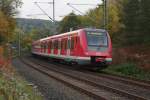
[0,71,43,100]
[0,45,43,100]
[0,0,43,98]
[103,63,150,81]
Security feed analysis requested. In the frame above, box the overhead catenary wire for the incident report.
[34,2,55,22]
[67,3,98,24]
[67,3,98,6]
[34,2,53,4]
[67,1,108,30]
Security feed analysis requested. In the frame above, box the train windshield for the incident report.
[86,31,108,51]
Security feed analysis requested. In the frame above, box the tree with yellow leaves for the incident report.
[0,0,22,44]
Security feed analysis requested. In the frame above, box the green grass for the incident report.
[0,71,43,100]
[0,46,43,100]
[103,63,150,81]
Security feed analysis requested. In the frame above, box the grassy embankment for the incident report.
[103,63,150,81]
[0,46,43,100]
[103,35,150,81]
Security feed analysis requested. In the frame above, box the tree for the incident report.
[0,0,22,44]
[0,11,10,44]
[123,0,141,33]
[0,0,22,17]
[121,0,150,45]
[80,1,123,36]
[85,5,104,28]
[140,0,150,33]
[59,12,81,33]
[108,0,123,35]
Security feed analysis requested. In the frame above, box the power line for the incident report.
[67,3,100,24]
[34,2,53,4]
[53,0,55,23]
[67,3,98,6]
[59,14,81,17]
[67,3,85,15]
[67,1,108,30]
[26,14,46,17]
[34,2,54,22]
[31,1,57,34]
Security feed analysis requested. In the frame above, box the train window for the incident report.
[44,42,46,53]
[64,39,67,50]
[51,41,54,49]
[61,39,63,49]
[58,40,61,49]
[54,41,55,49]
[61,39,65,50]
[41,43,42,48]
[64,40,65,50]
[54,41,56,49]
[54,40,58,49]
[86,32,108,47]
[49,41,52,49]
[71,37,74,50]
[56,41,58,49]
[68,39,71,49]
[46,42,48,49]
[74,36,78,46]
[40,43,42,49]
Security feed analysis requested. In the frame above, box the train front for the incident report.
[83,29,112,67]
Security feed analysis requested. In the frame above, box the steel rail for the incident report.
[86,71,150,89]
[20,58,107,100]
[28,57,148,100]
[35,56,150,89]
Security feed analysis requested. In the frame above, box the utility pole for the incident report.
[18,30,21,57]
[52,0,56,34]
[53,0,55,22]
[102,0,108,30]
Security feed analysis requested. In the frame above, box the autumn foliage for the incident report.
[0,0,22,44]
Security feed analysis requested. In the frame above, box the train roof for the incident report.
[83,28,106,32]
[33,28,107,43]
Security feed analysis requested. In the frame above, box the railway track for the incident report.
[85,71,150,89]
[34,56,150,89]
[21,57,150,100]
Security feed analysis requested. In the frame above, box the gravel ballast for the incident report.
[12,58,94,100]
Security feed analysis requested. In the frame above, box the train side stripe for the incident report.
[32,52,90,60]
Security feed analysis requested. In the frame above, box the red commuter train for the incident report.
[32,28,112,68]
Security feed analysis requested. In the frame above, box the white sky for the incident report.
[17,0,102,21]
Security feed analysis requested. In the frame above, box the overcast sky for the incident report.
[17,0,102,21]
